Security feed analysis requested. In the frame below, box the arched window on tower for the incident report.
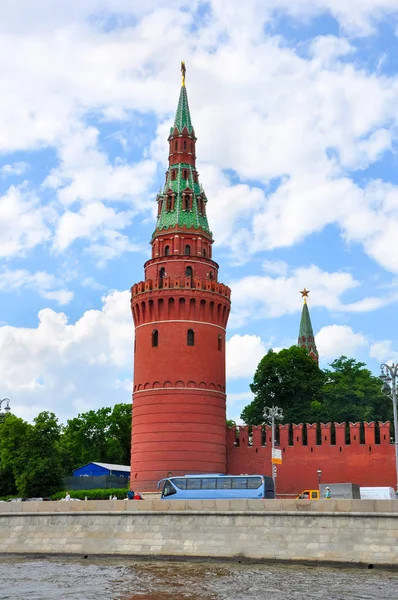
[159,267,166,288]
[183,140,186,150]
[203,248,206,258]
[209,271,214,280]
[186,266,193,277]
[187,329,195,346]
[171,170,176,181]
[167,195,172,211]
[218,334,222,352]
[183,169,188,180]
[164,246,170,256]
[152,330,159,347]
[183,195,189,211]
[184,244,191,256]
[174,140,178,151]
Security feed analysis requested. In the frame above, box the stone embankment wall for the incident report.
[0,499,397,566]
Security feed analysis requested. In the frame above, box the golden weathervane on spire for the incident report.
[300,288,310,303]
[181,61,186,87]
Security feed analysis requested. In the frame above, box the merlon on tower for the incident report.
[297,288,319,363]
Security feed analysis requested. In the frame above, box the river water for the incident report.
[0,557,397,600]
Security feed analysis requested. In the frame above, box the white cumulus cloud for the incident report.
[316,325,368,360]
[0,290,133,423]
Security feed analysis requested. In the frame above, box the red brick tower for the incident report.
[130,63,231,490]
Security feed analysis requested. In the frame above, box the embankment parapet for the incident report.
[1,500,398,566]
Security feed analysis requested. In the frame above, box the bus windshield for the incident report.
[158,475,275,500]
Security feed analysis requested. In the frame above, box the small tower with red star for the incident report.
[297,289,319,363]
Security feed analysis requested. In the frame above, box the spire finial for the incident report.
[181,61,186,87]
[300,288,310,303]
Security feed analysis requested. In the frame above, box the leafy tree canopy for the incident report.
[0,403,132,499]
[59,403,132,474]
[241,346,325,425]
[241,351,392,426]
[320,356,391,423]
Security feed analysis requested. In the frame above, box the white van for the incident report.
[360,487,396,499]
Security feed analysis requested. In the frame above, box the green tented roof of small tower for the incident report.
[173,85,193,134]
[298,301,319,359]
[153,163,211,237]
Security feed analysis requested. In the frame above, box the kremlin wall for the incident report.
[129,64,397,494]
[226,422,396,494]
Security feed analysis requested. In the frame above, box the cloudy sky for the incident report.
[1,0,398,424]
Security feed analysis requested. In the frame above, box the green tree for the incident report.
[59,403,132,474]
[15,412,63,497]
[59,407,111,474]
[0,414,30,496]
[0,412,63,498]
[321,356,392,423]
[241,346,325,425]
[106,403,132,465]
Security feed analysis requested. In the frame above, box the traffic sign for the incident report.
[272,448,282,464]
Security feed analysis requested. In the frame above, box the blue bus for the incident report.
[158,474,275,499]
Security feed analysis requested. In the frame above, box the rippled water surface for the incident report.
[0,558,397,600]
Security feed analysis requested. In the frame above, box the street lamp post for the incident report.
[380,364,398,492]
[317,469,322,485]
[263,405,284,493]
[0,398,11,421]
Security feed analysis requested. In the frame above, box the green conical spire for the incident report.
[297,289,319,362]
[153,63,211,239]
[173,60,193,133]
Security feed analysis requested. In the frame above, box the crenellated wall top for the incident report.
[131,276,231,300]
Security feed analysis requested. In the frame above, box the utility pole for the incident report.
[263,405,284,493]
[380,364,398,492]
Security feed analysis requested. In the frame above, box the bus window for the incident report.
[173,478,187,490]
[162,480,177,497]
[247,477,262,489]
[217,477,232,489]
[232,477,247,489]
[201,478,217,490]
[186,478,201,490]
[311,491,319,499]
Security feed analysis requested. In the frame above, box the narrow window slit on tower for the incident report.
[152,330,159,347]
[159,267,166,288]
[218,335,222,351]
[184,244,191,256]
[187,329,195,346]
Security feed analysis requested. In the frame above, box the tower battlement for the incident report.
[131,277,231,300]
